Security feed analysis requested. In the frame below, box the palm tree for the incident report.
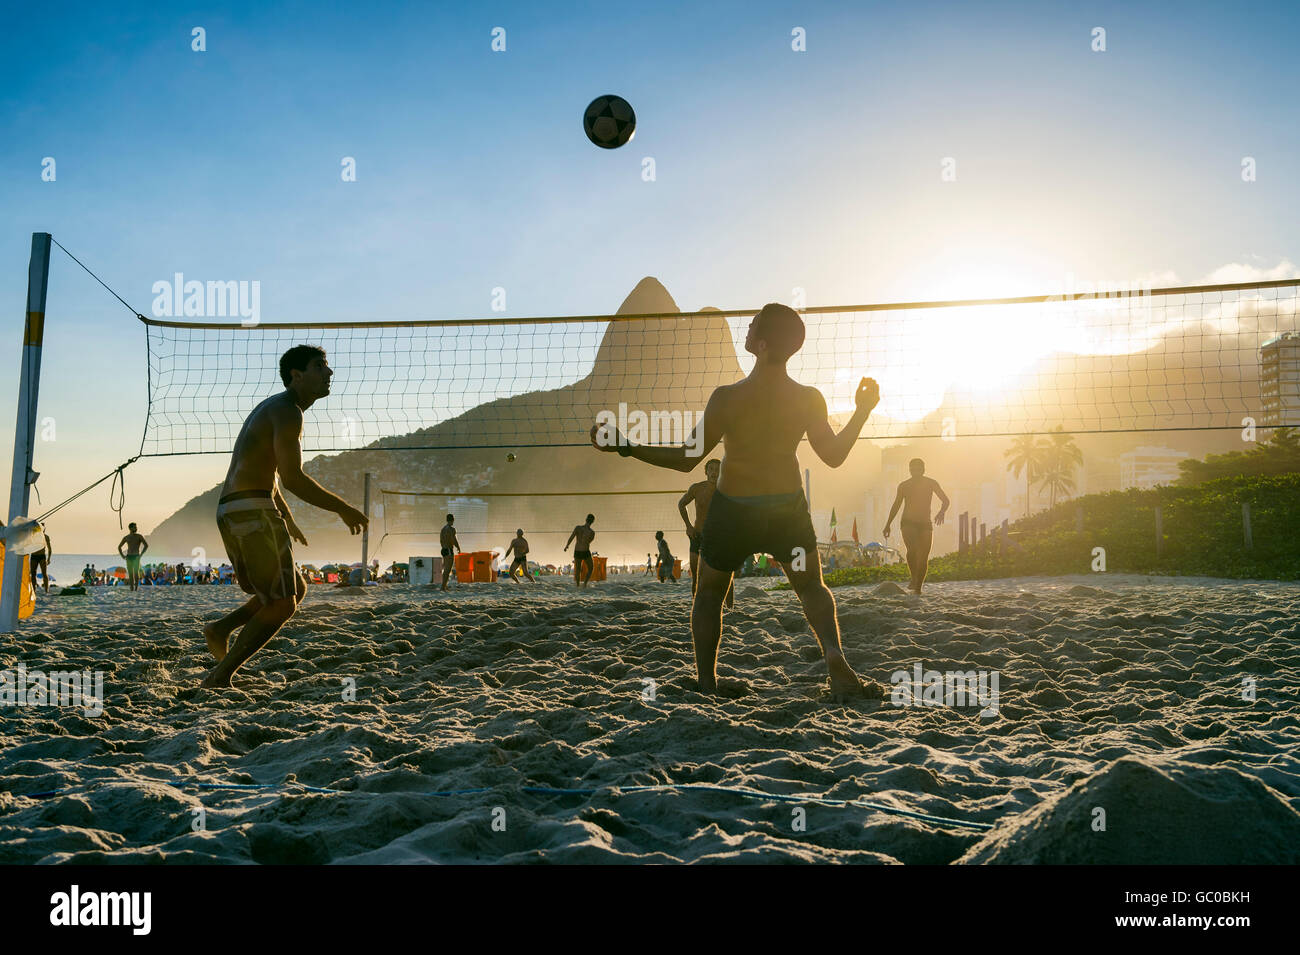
[1039,467,1077,509]
[1037,426,1083,509]
[1004,434,1045,516]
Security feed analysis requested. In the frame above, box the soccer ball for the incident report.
[583,95,636,149]
[506,452,516,463]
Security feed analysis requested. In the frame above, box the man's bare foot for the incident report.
[200,668,232,688]
[826,655,882,700]
[204,623,229,661]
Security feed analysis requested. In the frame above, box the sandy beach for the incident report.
[1,574,1298,864]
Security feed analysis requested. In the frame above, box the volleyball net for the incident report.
[137,278,1300,457]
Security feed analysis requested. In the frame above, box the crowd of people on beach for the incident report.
[79,562,235,587]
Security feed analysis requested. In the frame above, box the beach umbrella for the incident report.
[107,566,127,578]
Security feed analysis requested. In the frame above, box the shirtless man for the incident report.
[200,345,367,688]
[563,514,596,588]
[439,514,460,590]
[29,527,52,595]
[592,302,881,698]
[118,523,149,592]
[503,529,535,584]
[883,458,949,594]
[679,458,733,608]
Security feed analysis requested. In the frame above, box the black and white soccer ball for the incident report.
[583,95,636,149]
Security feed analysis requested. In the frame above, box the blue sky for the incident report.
[1,0,1297,548]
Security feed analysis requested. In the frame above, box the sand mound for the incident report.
[871,582,908,596]
[958,755,1300,864]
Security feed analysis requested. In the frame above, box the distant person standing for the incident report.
[440,514,461,591]
[678,458,733,608]
[118,523,149,591]
[883,458,950,595]
[564,514,597,588]
[503,529,535,584]
[29,526,52,595]
[644,554,652,575]
[655,531,675,583]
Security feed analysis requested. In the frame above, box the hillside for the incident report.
[821,473,1300,586]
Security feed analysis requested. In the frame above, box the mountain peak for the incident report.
[616,277,678,315]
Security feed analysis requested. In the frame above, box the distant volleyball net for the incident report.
[137,278,1300,457]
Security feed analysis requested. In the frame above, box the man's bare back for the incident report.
[706,375,826,496]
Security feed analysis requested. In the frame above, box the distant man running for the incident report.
[503,529,535,584]
[883,457,949,595]
[118,522,149,592]
[29,526,52,595]
[679,458,733,608]
[564,514,596,588]
[592,302,882,699]
[440,514,461,591]
[200,345,368,688]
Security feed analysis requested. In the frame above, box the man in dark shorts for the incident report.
[439,514,460,591]
[200,345,368,688]
[503,529,535,584]
[29,526,52,595]
[679,458,733,608]
[591,303,882,698]
[883,457,949,594]
[563,514,596,589]
[118,523,149,591]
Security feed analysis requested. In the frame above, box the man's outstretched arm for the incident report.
[590,392,724,473]
[806,378,879,467]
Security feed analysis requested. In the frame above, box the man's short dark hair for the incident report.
[586,513,595,523]
[910,458,925,472]
[752,303,805,361]
[655,530,664,539]
[280,345,327,387]
[516,528,523,535]
[446,514,454,523]
[129,522,137,531]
